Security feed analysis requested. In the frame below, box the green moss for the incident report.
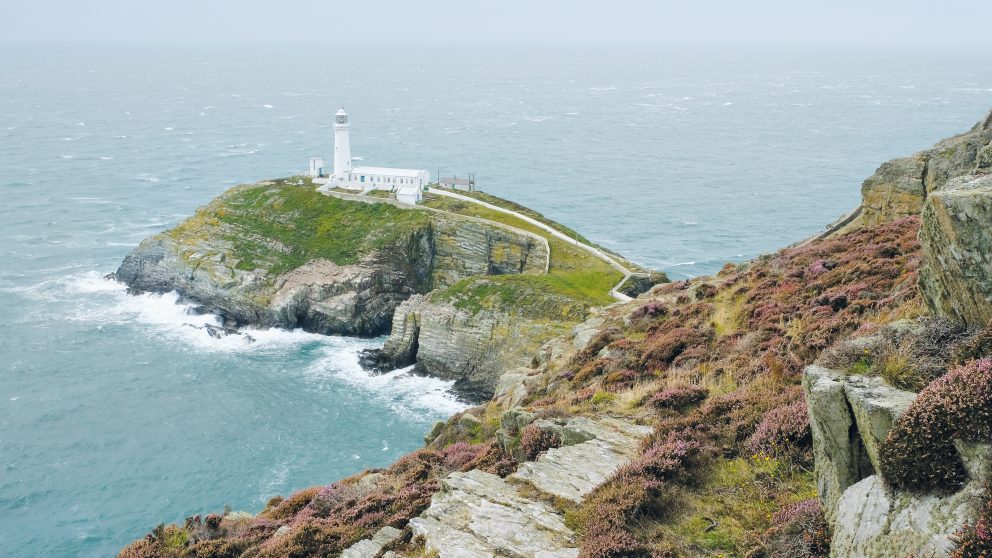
[651,456,816,555]
[431,273,610,321]
[178,178,431,276]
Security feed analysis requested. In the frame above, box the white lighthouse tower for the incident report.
[332,108,352,180]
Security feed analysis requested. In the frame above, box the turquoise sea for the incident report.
[1,44,990,557]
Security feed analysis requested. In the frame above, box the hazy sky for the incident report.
[3,0,991,46]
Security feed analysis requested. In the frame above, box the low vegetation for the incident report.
[422,193,626,308]
[175,177,431,275]
[879,357,992,493]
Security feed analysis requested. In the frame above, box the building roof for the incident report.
[439,177,471,186]
[351,166,427,178]
[396,185,421,195]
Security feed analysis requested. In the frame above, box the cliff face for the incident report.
[919,174,992,326]
[378,281,582,399]
[859,110,992,227]
[114,179,548,337]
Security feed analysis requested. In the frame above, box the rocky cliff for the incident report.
[919,174,992,326]
[804,362,988,557]
[858,109,992,228]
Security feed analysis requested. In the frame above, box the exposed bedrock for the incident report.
[803,365,990,557]
[376,294,572,401]
[859,109,992,227]
[919,174,992,326]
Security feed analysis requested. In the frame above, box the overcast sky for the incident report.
[3,0,991,47]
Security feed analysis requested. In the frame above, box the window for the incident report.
[360,175,365,182]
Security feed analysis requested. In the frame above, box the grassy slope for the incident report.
[423,193,623,310]
[172,177,432,276]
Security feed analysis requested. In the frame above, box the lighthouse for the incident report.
[333,108,352,179]
[318,108,430,199]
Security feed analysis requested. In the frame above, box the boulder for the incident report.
[804,364,989,557]
[408,469,578,558]
[843,375,917,475]
[340,526,402,558]
[494,368,542,410]
[802,366,873,518]
[830,475,983,558]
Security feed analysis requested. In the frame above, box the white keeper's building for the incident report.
[310,109,429,203]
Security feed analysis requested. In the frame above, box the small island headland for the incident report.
[112,175,666,400]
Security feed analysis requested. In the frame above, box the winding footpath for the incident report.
[341,417,652,558]
[426,188,634,302]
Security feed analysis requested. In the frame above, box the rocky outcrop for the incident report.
[409,417,649,558]
[509,417,652,503]
[919,174,992,326]
[803,365,987,557]
[340,526,402,558]
[378,294,572,400]
[859,109,992,227]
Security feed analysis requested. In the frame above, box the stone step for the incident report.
[341,526,403,558]
[408,418,651,558]
[409,469,579,558]
[509,417,652,503]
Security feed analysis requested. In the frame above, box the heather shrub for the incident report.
[818,317,970,391]
[577,434,703,558]
[441,441,486,471]
[649,385,708,412]
[746,400,812,466]
[640,327,710,371]
[879,358,992,493]
[519,425,562,461]
[310,482,371,516]
[694,283,718,300]
[602,369,640,391]
[629,301,668,322]
[257,521,354,558]
[950,485,992,558]
[262,487,321,520]
[575,358,614,383]
[759,499,831,558]
[117,539,173,558]
[576,328,620,364]
[182,538,250,558]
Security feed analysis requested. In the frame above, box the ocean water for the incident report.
[0,44,990,557]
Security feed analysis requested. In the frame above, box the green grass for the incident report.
[178,177,431,275]
[432,272,612,321]
[652,456,816,556]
